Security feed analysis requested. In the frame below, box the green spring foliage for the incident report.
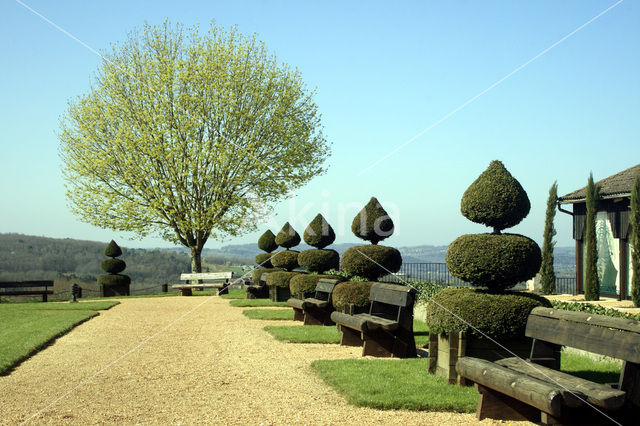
[351,197,394,244]
[303,214,336,249]
[341,245,402,281]
[270,250,300,271]
[275,222,301,249]
[297,249,340,273]
[631,177,640,308]
[446,233,541,292]
[540,182,558,294]
[425,288,551,340]
[104,240,123,257]
[100,258,126,274]
[460,160,530,232]
[254,253,273,268]
[584,173,600,301]
[266,271,304,288]
[258,230,278,253]
[549,300,640,321]
[332,281,374,311]
[289,273,345,298]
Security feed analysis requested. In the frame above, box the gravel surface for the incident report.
[0,296,531,425]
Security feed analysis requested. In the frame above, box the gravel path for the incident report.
[0,296,529,425]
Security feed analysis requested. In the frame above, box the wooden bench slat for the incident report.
[530,307,640,334]
[287,298,304,310]
[369,283,414,307]
[180,272,232,281]
[315,279,338,293]
[495,357,626,410]
[301,298,329,310]
[355,313,399,332]
[331,311,368,332]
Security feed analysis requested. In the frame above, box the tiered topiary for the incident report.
[268,222,305,301]
[425,161,549,383]
[290,214,342,298]
[334,197,403,313]
[98,240,131,296]
[249,230,283,298]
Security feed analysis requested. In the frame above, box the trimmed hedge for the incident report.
[251,267,284,284]
[266,271,304,288]
[351,197,394,244]
[254,253,273,268]
[446,233,541,292]
[289,274,345,298]
[258,230,278,253]
[550,300,640,321]
[303,214,336,249]
[341,245,402,281]
[101,258,126,274]
[298,249,339,273]
[425,287,551,340]
[275,222,301,249]
[97,273,131,287]
[104,240,123,257]
[332,281,375,311]
[460,160,530,232]
[270,250,300,271]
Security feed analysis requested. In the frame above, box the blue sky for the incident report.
[1,0,638,250]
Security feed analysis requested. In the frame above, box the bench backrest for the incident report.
[313,278,339,302]
[368,283,416,324]
[526,307,640,363]
[0,281,53,289]
[180,272,232,282]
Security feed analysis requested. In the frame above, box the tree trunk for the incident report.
[190,246,202,273]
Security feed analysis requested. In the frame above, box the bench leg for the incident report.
[392,328,417,358]
[180,288,193,296]
[362,331,395,357]
[475,384,540,422]
[43,293,48,302]
[338,325,363,346]
[217,286,229,295]
[293,308,304,322]
[303,308,334,326]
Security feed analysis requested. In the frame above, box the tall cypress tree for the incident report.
[584,173,600,301]
[630,177,640,307]
[540,181,558,294]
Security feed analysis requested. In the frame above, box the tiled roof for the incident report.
[558,164,640,203]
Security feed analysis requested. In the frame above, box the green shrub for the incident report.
[410,280,447,304]
[341,245,402,281]
[351,197,394,244]
[101,258,126,274]
[303,214,336,249]
[324,269,351,280]
[258,229,278,253]
[270,250,299,271]
[425,287,551,340]
[446,233,541,292]
[104,240,123,257]
[275,222,301,249]
[298,249,339,273]
[97,274,131,287]
[290,274,344,297]
[460,160,530,232]
[254,253,272,268]
[266,271,304,288]
[251,268,284,284]
[549,300,640,321]
[332,281,374,311]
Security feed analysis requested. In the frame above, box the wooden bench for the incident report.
[330,283,417,358]
[456,306,640,425]
[286,278,340,325]
[0,281,54,302]
[245,273,269,299]
[172,272,232,296]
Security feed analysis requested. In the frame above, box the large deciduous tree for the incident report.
[59,21,329,272]
[540,181,557,294]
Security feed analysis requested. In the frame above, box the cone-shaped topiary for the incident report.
[298,249,339,273]
[98,240,130,296]
[270,250,300,271]
[351,197,394,244]
[341,245,402,281]
[275,222,301,248]
[461,160,530,233]
[258,230,278,253]
[303,214,336,249]
[255,253,273,268]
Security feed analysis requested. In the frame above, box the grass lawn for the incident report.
[561,350,621,384]
[0,301,119,375]
[229,299,288,307]
[243,309,294,320]
[311,358,478,412]
[220,289,246,299]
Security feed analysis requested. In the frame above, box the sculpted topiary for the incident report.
[271,222,301,271]
[255,230,277,268]
[351,197,394,244]
[275,222,301,248]
[331,281,374,311]
[98,240,130,296]
[298,214,339,273]
[290,273,345,298]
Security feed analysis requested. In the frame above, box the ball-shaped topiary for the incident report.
[446,233,541,292]
[298,249,339,273]
[251,267,284,285]
[331,281,374,311]
[275,222,301,249]
[289,274,345,298]
[425,287,551,340]
[303,214,336,249]
[258,230,278,253]
[341,245,402,281]
[270,250,300,271]
[101,258,126,274]
[461,160,530,233]
[266,271,304,288]
[351,197,394,244]
[255,253,273,268]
